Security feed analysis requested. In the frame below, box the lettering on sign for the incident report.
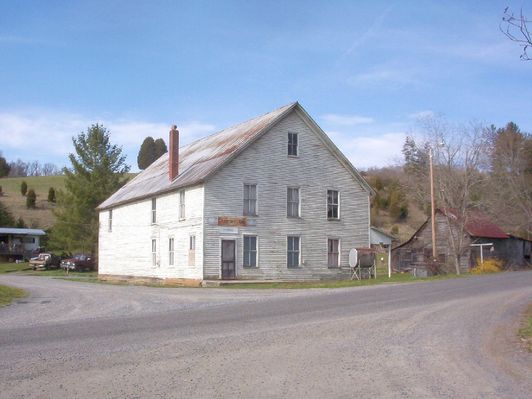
[218,216,247,227]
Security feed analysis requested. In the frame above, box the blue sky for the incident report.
[1,0,531,171]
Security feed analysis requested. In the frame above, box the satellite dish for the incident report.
[349,248,358,267]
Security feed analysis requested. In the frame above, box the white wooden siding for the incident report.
[98,184,204,280]
[203,111,370,280]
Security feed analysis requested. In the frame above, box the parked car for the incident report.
[29,253,61,270]
[60,254,95,272]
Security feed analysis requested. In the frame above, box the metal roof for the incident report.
[98,101,373,210]
[443,209,509,239]
[0,228,46,236]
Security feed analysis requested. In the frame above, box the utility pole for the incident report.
[429,147,437,262]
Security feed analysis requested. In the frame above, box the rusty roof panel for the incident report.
[98,102,297,209]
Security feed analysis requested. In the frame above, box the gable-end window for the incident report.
[287,236,300,268]
[168,237,175,266]
[243,184,257,216]
[243,235,257,267]
[151,239,157,266]
[288,132,298,156]
[328,239,340,268]
[327,190,339,220]
[151,198,157,224]
[179,190,186,220]
[108,209,113,232]
[188,235,196,266]
[287,187,300,218]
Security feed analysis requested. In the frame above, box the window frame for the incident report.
[243,235,258,268]
[243,183,258,216]
[168,237,175,266]
[188,235,196,266]
[151,238,157,267]
[108,209,113,232]
[288,132,298,157]
[179,190,186,220]
[327,238,340,268]
[287,235,301,268]
[287,187,300,218]
[327,190,340,220]
[151,198,157,224]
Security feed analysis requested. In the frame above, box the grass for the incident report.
[0,262,31,274]
[518,304,532,352]
[221,272,470,289]
[0,284,27,307]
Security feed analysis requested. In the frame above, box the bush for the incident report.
[471,258,503,274]
[0,185,2,196]
[20,181,27,196]
[48,187,56,203]
[26,189,36,209]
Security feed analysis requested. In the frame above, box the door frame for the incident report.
[220,238,237,280]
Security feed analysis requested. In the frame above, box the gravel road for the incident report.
[0,272,531,398]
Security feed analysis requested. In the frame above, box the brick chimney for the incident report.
[169,125,179,181]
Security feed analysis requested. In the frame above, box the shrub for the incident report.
[471,258,503,274]
[15,217,27,228]
[48,187,56,203]
[391,225,399,235]
[0,185,2,196]
[20,181,27,196]
[26,189,36,209]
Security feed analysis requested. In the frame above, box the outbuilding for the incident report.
[0,227,46,261]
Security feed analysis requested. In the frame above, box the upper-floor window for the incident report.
[287,236,300,268]
[151,198,157,224]
[243,235,257,267]
[108,209,113,232]
[327,190,339,219]
[179,190,186,220]
[243,184,257,216]
[287,187,300,218]
[168,237,175,266]
[328,238,339,268]
[288,132,298,156]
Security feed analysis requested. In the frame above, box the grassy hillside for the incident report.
[0,175,66,228]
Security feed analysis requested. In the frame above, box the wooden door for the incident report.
[221,240,236,279]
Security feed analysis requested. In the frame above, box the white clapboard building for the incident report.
[97,102,372,284]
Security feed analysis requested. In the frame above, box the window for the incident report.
[288,132,298,156]
[243,184,257,216]
[328,239,339,268]
[151,239,157,266]
[327,190,339,219]
[243,236,257,267]
[189,235,196,266]
[151,198,157,224]
[179,190,186,220]
[287,236,300,268]
[108,209,113,232]
[287,187,300,218]
[168,237,175,266]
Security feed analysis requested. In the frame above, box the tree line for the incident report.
[0,154,61,178]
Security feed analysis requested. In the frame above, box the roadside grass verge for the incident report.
[518,304,532,352]
[0,262,31,274]
[0,284,27,307]
[221,272,471,289]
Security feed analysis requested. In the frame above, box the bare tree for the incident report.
[501,7,532,60]
[27,161,41,176]
[42,163,60,176]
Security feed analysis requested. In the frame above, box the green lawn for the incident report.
[221,272,470,289]
[0,262,31,274]
[0,284,27,306]
[518,304,532,352]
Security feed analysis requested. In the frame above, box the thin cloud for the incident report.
[408,110,435,120]
[0,109,216,169]
[347,65,422,87]
[321,114,374,126]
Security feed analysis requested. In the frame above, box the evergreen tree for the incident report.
[26,189,36,209]
[15,217,27,228]
[48,187,56,203]
[0,154,10,177]
[20,181,28,196]
[0,201,15,226]
[154,138,168,158]
[137,137,156,170]
[50,124,130,255]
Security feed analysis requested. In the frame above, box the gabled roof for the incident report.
[98,102,372,210]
